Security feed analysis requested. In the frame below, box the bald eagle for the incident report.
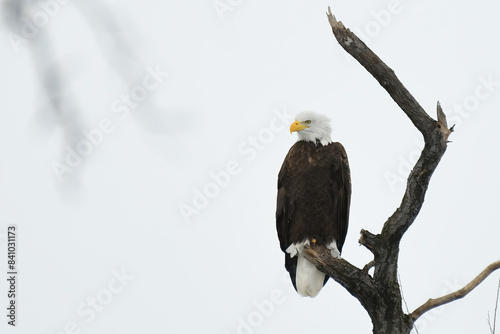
[276,111,351,297]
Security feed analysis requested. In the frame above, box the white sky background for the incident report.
[0,0,499,333]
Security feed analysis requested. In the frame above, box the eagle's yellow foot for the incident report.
[312,239,317,244]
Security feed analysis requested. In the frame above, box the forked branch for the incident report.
[301,6,495,333]
[326,6,452,245]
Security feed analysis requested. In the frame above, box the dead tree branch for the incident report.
[303,244,378,313]
[326,8,435,137]
[411,260,500,321]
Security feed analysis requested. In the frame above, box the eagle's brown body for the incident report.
[276,140,351,292]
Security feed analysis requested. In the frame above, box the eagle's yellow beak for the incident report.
[290,120,309,134]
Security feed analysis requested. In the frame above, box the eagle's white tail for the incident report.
[286,240,341,297]
[296,253,325,298]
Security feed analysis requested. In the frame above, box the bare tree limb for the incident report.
[303,244,378,311]
[326,7,436,137]
[303,244,375,295]
[410,260,500,321]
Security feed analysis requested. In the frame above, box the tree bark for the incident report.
[302,7,499,334]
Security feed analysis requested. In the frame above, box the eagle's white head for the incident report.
[290,111,333,146]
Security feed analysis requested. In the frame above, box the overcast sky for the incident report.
[1,0,499,333]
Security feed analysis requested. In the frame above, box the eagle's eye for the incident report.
[304,120,312,125]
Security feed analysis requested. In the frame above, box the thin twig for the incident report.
[488,274,500,334]
[398,271,419,334]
